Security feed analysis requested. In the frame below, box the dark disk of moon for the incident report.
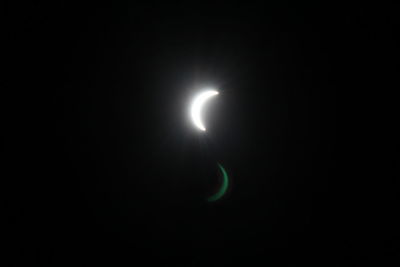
[207,163,229,202]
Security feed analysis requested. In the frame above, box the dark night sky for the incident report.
[5,2,399,266]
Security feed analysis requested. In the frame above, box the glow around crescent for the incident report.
[190,90,219,131]
[207,163,229,202]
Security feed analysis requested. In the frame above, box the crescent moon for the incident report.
[190,90,219,131]
[207,163,229,202]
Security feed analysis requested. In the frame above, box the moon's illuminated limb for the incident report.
[207,163,229,202]
[190,89,219,131]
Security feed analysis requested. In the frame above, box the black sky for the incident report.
[5,2,399,266]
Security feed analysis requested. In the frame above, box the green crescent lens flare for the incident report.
[207,163,229,202]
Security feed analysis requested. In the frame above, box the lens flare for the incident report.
[207,163,229,202]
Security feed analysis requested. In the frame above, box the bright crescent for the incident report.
[190,90,219,131]
[207,163,229,202]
